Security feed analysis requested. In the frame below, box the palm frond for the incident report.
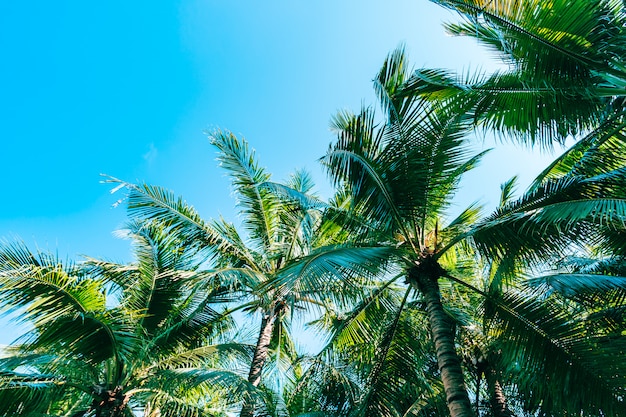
[528,115,626,189]
[458,0,623,68]
[467,170,626,274]
[210,130,280,255]
[107,178,259,268]
[485,289,626,416]
[268,246,397,307]
[0,241,104,320]
[527,272,626,306]
[151,368,255,406]
[0,372,67,416]
[416,0,626,144]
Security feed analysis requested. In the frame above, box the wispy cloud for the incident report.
[143,143,158,163]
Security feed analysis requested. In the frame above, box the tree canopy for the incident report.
[2,2,626,417]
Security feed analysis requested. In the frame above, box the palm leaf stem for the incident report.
[444,272,487,297]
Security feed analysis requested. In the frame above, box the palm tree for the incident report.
[109,131,391,417]
[0,220,249,417]
[292,175,626,417]
[405,0,626,147]
[320,46,626,417]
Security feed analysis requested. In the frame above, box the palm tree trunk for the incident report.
[91,385,129,417]
[486,371,513,417]
[240,308,278,417]
[410,264,473,417]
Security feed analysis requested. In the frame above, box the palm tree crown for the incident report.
[111,131,391,417]
[0,220,247,417]
[318,46,626,417]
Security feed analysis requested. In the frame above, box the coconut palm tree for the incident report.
[0,220,249,417]
[319,46,626,417]
[109,131,392,417]
[291,171,626,417]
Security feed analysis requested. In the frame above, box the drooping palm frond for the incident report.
[152,344,231,368]
[143,288,235,357]
[0,346,100,416]
[401,66,605,146]
[141,367,255,414]
[557,253,626,276]
[404,0,626,145]
[107,178,260,269]
[528,115,626,189]
[0,371,68,416]
[465,168,626,277]
[434,0,626,74]
[528,272,626,298]
[0,241,105,320]
[484,288,626,416]
[258,182,326,213]
[267,245,397,307]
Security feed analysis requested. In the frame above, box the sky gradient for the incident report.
[0,0,560,260]
[0,0,562,343]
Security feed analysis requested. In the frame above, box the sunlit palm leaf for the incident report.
[412,0,626,144]
[268,246,397,304]
[108,178,260,268]
[210,130,280,256]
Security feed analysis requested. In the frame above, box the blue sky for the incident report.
[0,0,560,342]
[0,0,560,260]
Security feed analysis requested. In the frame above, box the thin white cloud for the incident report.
[143,143,158,163]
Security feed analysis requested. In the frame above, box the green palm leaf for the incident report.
[210,130,279,255]
[486,288,626,415]
[108,178,260,268]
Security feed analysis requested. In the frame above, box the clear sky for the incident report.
[0,0,560,343]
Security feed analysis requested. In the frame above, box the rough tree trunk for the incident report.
[486,371,513,417]
[91,385,129,417]
[409,261,473,417]
[239,307,278,417]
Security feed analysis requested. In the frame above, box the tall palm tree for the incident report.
[296,176,626,417]
[320,46,626,417]
[0,220,248,417]
[109,131,391,417]
[405,0,626,147]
